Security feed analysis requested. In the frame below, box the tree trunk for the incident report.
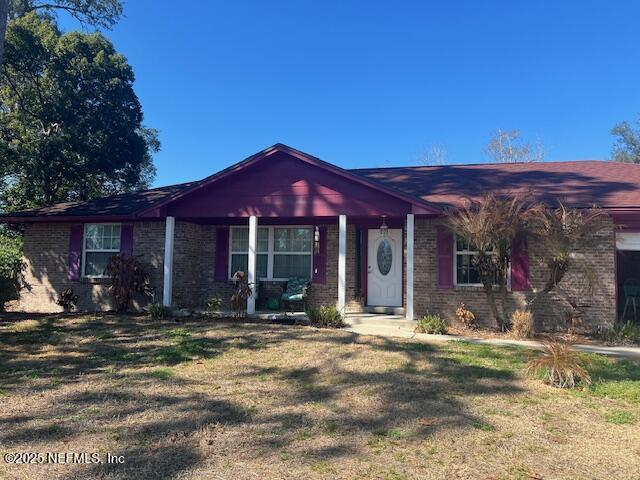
[0,0,8,67]
[483,282,504,330]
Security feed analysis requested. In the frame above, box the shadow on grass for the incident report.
[2,314,635,479]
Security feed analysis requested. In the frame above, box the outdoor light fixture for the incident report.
[314,226,321,254]
[379,215,389,237]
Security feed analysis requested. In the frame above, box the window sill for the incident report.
[454,285,511,292]
[80,277,110,285]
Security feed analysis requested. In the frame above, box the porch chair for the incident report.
[281,277,310,313]
[622,282,640,323]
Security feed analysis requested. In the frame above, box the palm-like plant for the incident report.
[446,194,537,330]
[231,271,253,318]
[525,338,591,388]
[105,254,153,312]
[529,204,609,293]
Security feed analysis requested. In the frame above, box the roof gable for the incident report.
[142,145,438,218]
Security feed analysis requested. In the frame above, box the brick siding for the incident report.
[412,218,616,331]
[18,218,617,331]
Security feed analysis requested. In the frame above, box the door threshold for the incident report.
[364,306,406,315]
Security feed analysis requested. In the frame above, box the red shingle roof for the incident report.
[2,152,640,222]
[350,160,640,209]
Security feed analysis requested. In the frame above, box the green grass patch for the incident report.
[149,368,174,380]
[168,327,191,338]
[581,354,640,402]
[156,338,222,364]
[323,420,338,436]
[71,406,101,422]
[101,350,144,363]
[472,420,495,431]
[604,410,636,425]
[310,462,337,475]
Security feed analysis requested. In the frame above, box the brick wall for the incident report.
[19,222,165,313]
[18,218,617,331]
[413,218,616,331]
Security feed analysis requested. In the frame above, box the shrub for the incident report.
[145,303,172,319]
[204,295,222,316]
[307,305,344,328]
[511,309,534,338]
[525,338,591,388]
[415,314,447,334]
[0,235,26,310]
[105,254,153,312]
[455,303,476,329]
[56,288,78,312]
[600,321,640,345]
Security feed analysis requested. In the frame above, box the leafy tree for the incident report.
[0,0,8,66]
[611,118,640,163]
[486,129,544,163]
[1,0,123,66]
[0,13,158,210]
[0,233,26,310]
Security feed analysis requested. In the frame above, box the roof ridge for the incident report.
[349,159,615,171]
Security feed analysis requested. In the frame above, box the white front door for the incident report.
[367,229,402,307]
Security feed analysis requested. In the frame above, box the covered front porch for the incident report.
[139,145,439,320]
[159,214,419,320]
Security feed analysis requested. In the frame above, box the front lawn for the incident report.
[0,315,639,479]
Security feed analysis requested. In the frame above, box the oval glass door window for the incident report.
[377,239,393,275]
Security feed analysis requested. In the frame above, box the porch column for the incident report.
[406,214,415,320]
[162,216,175,307]
[338,214,347,315]
[247,215,257,315]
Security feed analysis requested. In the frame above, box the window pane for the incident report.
[85,224,120,251]
[104,225,120,250]
[231,228,249,252]
[273,254,311,279]
[257,228,269,253]
[456,253,497,285]
[456,254,469,284]
[230,253,248,276]
[85,225,99,249]
[85,252,114,276]
[230,253,267,278]
[232,227,267,253]
[468,263,481,284]
[257,254,268,278]
[274,228,311,252]
[110,225,121,250]
[457,253,481,285]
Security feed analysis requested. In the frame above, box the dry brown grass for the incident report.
[0,315,638,480]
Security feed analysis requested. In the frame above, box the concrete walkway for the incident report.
[344,322,640,360]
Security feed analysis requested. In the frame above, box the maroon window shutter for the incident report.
[120,224,133,257]
[511,235,530,291]
[68,224,84,281]
[215,227,230,281]
[436,226,454,289]
[312,226,327,284]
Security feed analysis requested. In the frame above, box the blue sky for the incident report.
[62,1,640,187]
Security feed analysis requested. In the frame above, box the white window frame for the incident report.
[82,223,121,278]
[453,234,508,288]
[228,226,314,281]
